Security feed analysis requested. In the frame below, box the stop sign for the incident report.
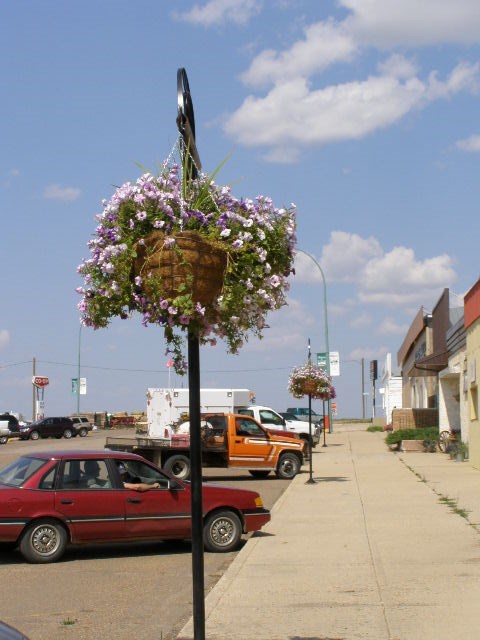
[32,376,49,388]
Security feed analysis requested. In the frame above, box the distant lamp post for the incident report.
[77,324,82,415]
[297,249,332,433]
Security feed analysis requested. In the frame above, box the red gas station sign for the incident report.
[32,376,49,388]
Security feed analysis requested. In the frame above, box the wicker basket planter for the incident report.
[134,230,227,306]
[301,380,317,395]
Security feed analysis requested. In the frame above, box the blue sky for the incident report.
[1,0,480,421]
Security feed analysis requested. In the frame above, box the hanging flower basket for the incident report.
[288,363,336,400]
[77,155,297,373]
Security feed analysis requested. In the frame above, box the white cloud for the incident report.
[0,329,10,349]
[173,0,261,26]
[241,20,357,88]
[225,61,479,156]
[320,231,383,283]
[243,297,314,352]
[343,0,480,47]
[297,230,457,309]
[350,312,372,329]
[223,0,480,160]
[43,184,81,202]
[362,246,456,289]
[457,134,480,152]
[349,346,387,361]
[2,168,20,187]
[376,317,409,336]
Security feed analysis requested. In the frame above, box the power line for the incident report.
[36,360,293,375]
[0,361,32,369]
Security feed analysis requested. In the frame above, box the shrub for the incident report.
[385,426,438,446]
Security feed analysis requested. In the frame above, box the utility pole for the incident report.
[32,357,36,421]
[361,357,365,420]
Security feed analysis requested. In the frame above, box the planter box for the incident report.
[400,439,426,452]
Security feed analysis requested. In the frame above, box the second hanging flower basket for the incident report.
[288,363,336,400]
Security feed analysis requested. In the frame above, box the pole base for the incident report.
[305,477,317,484]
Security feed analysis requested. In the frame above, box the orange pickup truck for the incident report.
[105,413,305,481]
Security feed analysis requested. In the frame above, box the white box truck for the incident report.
[146,388,253,438]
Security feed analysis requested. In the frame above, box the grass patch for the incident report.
[367,425,383,432]
[438,496,470,519]
[62,618,77,626]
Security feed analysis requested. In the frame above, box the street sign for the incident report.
[32,376,49,388]
[331,401,337,415]
[317,352,328,370]
[317,352,340,376]
[329,351,340,377]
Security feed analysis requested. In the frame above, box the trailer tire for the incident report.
[163,454,191,481]
[276,452,300,479]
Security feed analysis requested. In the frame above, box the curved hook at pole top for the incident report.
[177,68,196,140]
[176,67,201,177]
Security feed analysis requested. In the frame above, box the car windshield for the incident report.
[0,456,49,487]
[26,419,44,427]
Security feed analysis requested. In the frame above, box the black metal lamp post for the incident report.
[305,338,316,484]
[176,67,205,640]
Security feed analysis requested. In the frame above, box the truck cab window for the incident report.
[235,418,265,438]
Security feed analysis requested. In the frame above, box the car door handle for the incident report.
[60,499,74,504]
[127,497,142,503]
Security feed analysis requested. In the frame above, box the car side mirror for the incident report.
[281,418,286,426]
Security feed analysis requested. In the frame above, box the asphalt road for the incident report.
[0,429,293,640]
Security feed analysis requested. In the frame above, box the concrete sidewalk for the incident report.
[178,426,480,640]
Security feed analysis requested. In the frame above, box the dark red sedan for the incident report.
[0,450,271,563]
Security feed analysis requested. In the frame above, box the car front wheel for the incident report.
[276,452,300,479]
[19,519,68,564]
[0,435,7,445]
[78,428,87,437]
[29,430,40,441]
[203,510,242,553]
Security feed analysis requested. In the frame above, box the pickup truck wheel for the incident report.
[0,435,8,445]
[276,452,300,480]
[19,519,68,564]
[78,428,88,437]
[163,454,191,480]
[248,470,271,478]
[204,510,242,552]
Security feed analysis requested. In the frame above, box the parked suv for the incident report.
[286,407,324,426]
[70,415,93,437]
[19,417,76,441]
